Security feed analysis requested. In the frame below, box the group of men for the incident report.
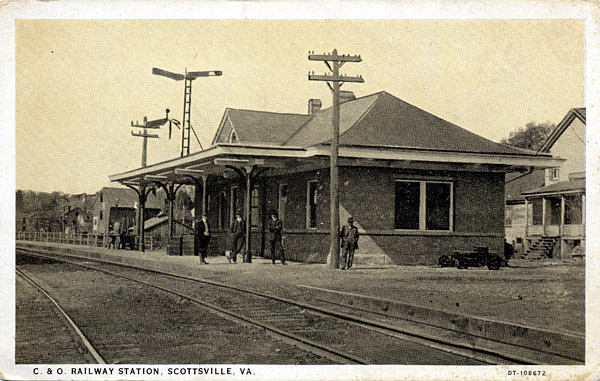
[194,211,359,270]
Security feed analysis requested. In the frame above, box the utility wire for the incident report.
[190,124,203,150]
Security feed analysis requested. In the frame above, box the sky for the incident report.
[15,19,584,194]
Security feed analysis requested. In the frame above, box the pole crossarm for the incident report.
[131,131,160,138]
[308,53,362,62]
[308,74,364,83]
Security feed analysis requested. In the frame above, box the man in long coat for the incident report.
[197,214,211,264]
[229,212,245,263]
[267,211,286,265]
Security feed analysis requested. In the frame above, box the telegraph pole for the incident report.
[309,49,363,269]
[131,110,167,167]
[130,110,168,251]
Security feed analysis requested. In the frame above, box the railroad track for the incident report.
[16,246,530,365]
[16,268,106,364]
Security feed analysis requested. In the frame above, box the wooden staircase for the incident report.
[523,236,559,260]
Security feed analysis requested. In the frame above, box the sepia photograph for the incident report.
[1,2,598,380]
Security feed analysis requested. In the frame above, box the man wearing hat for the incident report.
[197,214,211,264]
[228,211,245,263]
[267,210,286,265]
[339,217,359,270]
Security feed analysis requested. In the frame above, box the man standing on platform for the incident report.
[339,217,359,270]
[228,212,245,263]
[198,214,211,264]
[268,211,286,265]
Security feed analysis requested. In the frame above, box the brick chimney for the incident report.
[308,99,322,115]
[340,91,356,104]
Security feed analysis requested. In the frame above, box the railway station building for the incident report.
[110,91,562,265]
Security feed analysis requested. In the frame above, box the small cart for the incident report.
[438,247,503,270]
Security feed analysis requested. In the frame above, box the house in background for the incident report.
[62,193,96,234]
[91,187,164,235]
[504,169,545,255]
[519,108,586,259]
[111,90,562,265]
[63,207,92,234]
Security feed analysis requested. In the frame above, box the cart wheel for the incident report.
[487,255,502,270]
[457,260,468,269]
[438,255,454,268]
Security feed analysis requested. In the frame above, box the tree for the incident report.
[501,122,556,151]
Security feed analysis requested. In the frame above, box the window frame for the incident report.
[278,183,288,222]
[564,194,583,225]
[228,130,239,144]
[218,191,227,229]
[306,180,318,229]
[505,206,512,227]
[250,186,259,229]
[394,179,454,232]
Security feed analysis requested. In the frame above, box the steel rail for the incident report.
[16,247,546,365]
[16,268,107,364]
[16,249,366,365]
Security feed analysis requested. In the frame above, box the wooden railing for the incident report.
[15,231,155,251]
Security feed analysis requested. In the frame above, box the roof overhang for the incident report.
[522,179,586,197]
[109,143,565,186]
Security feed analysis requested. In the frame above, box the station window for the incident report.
[251,187,259,228]
[99,211,103,220]
[394,180,453,231]
[306,181,318,229]
[278,184,288,222]
[218,191,227,229]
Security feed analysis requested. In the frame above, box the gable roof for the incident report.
[216,91,541,156]
[213,108,311,145]
[539,107,586,153]
[505,170,546,203]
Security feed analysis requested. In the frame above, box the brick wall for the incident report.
[203,165,505,265]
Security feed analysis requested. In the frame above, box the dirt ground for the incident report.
[16,257,334,364]
[188,256,585,335]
